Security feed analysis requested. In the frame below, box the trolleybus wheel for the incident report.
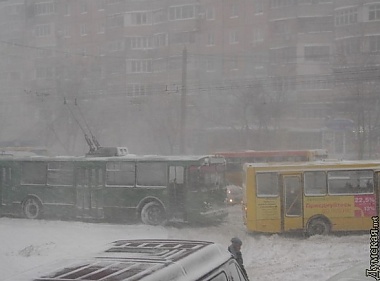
[23,197,43,219]
[307,218,330,236]
[141,202,166,225]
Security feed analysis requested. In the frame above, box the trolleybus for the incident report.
[0,154,228,225]
[242,160,379,235]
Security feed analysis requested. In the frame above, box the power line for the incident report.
[0,38,379,64]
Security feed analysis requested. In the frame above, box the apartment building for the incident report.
[0,0,378,157]
[332,0,380,159]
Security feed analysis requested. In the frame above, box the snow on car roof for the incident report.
[10,239,232,281]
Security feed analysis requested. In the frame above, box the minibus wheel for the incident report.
[306,218,330,236]
[22,197,43,219]
[141,202,166,225]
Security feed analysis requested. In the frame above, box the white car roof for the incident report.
[9,239,233,281]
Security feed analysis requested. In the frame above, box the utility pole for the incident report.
[179,47,187,154]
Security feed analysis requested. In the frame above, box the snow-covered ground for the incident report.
[0,205,371,281]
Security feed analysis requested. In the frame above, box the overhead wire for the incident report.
[0,38,379,64]
[0,39,379,100]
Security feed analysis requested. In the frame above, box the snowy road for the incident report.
[0,205,370,281]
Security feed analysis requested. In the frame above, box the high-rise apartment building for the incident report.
[0,0,379,157]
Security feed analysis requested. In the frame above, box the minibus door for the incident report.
[281,174,303,232]
[76,167,104,219]
[168,166,186,220]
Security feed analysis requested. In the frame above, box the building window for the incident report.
[34,1,55,15]
[272,20,290,35]
[270,46,297,63]
[98,46,105,56]
[64,2,70,16]
[124,11,151,26]
[35,24,51,37]
[298,0,332,3]
[369,35,380,52]
[207,33,215,46]
[153,9,166,24]
[304,45,330,61]
[80,47,87,57]
[255,0,263,13]
[272,77,295,92]
[154,33,167,48]
[80,24,87,36]
[229,30,239,44]
[80,0,88,13]
[253,28,263,43]
[335,7,358,26]
[10,72,21,81]
[127,60,153,73]
[231,56,239,70]
[206,57,215,72]
[36,66,55,79]
[97,22,105,34]
[108,40,124,52]
[97,0,106,11]
[337,37,360,55]
[127,84,148,96]
[169,5,198,21]
[170,31,196,44]
[270,0,296,9]
[231,4,238,17]
[298,16,333,33]
[299,76,330,91]
[36,47,53,58]
[63,26,70,38]
[129,36,153,49]
[206,7,215,20]
[109,14,124,27]
[153,58,166,73]
[5,4,22,15]
[369,4,380,21]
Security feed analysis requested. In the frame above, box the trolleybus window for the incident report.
[169,166,184,184]
[256,172,278,197]
[304,171,326,195]
[78,168,104,186]
[47,162,74,186]
[137,162,167,187]
[327,170,374,195]
[188,165,225,191]
[106,161,135,186]
[21,162,46,185]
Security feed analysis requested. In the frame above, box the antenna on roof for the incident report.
[74,98,101,150]
[64,97,98,152]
